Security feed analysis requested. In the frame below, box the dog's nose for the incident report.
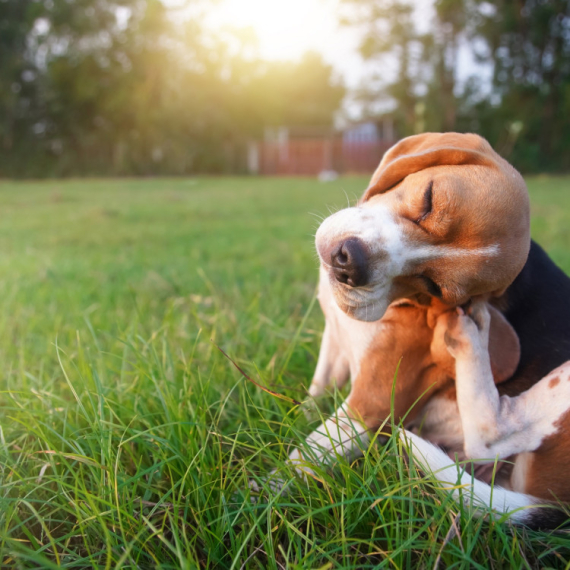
[330,239,368,287]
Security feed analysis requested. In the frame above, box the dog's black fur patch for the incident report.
[499,240,570,397]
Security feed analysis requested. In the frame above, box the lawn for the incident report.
[1,175,570,569]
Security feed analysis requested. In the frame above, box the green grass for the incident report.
[1,175,570,569]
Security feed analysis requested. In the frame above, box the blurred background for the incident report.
[2,5,570,565]
[1,0,569,178]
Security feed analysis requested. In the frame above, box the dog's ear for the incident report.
[488,305,520,384]
[363,132,501,200]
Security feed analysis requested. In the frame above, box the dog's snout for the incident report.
[330,239,368,287]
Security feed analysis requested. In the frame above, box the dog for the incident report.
[254,133,570,528]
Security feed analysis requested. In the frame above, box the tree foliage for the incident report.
[342,0,570,171]
[2,0,569,175]
[0,0,344,176]
[472,0,570,170]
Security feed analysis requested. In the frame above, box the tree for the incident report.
[340,0,424,135]
[340,0,471,135]
[244,52,345,128]
[340,0,570,171]
[0,0,345,176]
[471,0,570,170]
[421,0,468,132]
[0,0,42,168]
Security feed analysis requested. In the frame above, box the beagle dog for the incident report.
[255,133,570,528]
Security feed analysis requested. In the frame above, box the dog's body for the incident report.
[256,133,570,528]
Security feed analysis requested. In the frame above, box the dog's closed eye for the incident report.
[414,181,433,225]
[421,274,442,298]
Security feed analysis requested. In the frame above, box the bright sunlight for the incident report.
[211,0,340,60]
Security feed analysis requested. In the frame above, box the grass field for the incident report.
[1,175,570,569]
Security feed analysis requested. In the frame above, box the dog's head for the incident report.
[315,132,530,321]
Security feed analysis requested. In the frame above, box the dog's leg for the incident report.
[250,402,369,494]
[288,403,370,471]
[308,320,350,398]
[445,302,570,461]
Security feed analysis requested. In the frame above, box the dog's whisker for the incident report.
[341,187,351,209]
[308,211,326,223]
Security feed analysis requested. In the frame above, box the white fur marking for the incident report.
[453,314,570,461]
[401,429,536,522]
[288,404,371,479]
[408,243,500,262]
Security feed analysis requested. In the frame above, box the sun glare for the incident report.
[211,0,338,60]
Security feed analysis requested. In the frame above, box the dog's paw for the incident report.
[444,301,490,358]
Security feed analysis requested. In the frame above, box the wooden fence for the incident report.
[251,137,394,176]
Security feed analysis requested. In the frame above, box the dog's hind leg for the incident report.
[444,301,570,462]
